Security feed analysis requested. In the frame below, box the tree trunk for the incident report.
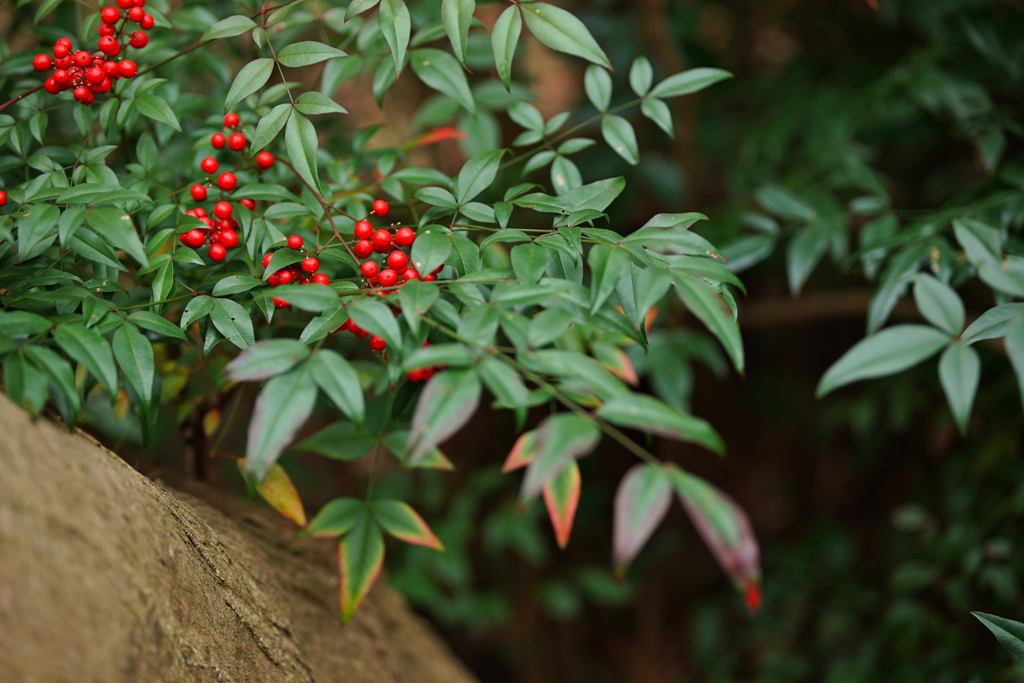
[0,393,478,683]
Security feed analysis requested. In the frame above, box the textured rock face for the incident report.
[0,394,477,683]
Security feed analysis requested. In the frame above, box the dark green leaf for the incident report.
[600,115,639,165]
[210,298,255,349]
[309,350,365,426]
[406,368,481,462]
[379,0,412,75]
[913,274,965,335]
[411,48,475,113]
[225,58,275,112]
[441,0,475,67]
[285,112,321,194]
[598,393,724,454]
[938,342,979,435]
[202,14,257,41]
[246,364,319,481]
[135,95,181,132]
[52,324,117,392]
[491,5,522,92]
[817,325,951,397]
[521,1,611,68]
[278,41,347,68]
[226,339,310,382]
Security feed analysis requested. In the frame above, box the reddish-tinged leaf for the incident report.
[669,466,761,603]
[592,342,638,385]
[373,500,444,550]
[502,430,538,472]
[521,413,601,500]
[543,460,581,549]
[612,464,672,572]
[411,126,467,148]
[252,462,307,527]
[406,368,481,463]
[338,511,385,623]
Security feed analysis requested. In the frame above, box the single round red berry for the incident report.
[73,51,92,68]
[54,56,72,70]
[239,198,255,210]
[262,253,273,268]
[210,132,226,149]
[139,13,154,29]
[267,272,281,286]
[133,0,146,7]
[208,243,227,261]
[190,184,207,201]
[98,23,116,37]
[213,201,233,219]
[278,270,295,285]
[0,190,6,207]
[224,113,240,128]
[200,157,218,174]
[273,297,290,309]
[53,39,72,59]
[116,0,133,8]
[378,268,398,287]
[354,220,373,240]
[127,6,144,22]
[422,274,437,282]
[301,257,319,273]
[354,240,373,258]
[73,86,91,102]
[103,60,119,76]
[360,261,379,278]
[312,273,330,285]
[54,69,70,86]
[394,227,415,247]
[255,151,275,169]
[193,207,207,217]
[86,67,104,84]
[185,229,206,248]
[100,7,121,24]
[407,368,425,382]
[371,229,392,253]
[99,36,118,55]
[119,59,138,78]
[228,132,246,151]
[33,54,52,72]
[386,251,408,271]
[402,268,420,281]
[353,327,369,339]
[372,199,389,216]
[369,335,387,351]
[287,235,303,250]
[217,172,237,191]
[129,31,148,48]
[219,229,239,248]
[44,78,60,94]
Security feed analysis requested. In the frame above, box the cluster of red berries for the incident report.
[188,113,274,204]
[352,200,439,288]
[261,235,331,310]
[32,0,153,105]
[178,199,253,261]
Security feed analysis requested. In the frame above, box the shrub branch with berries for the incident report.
[0,0,761,622]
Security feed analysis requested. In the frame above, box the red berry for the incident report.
[193,207,207,217]
[190,184,207,201]
[372,199,389,216]
[402,268,420,281]
[228,132,247,151]
[371,229,392,253]
[54,56,72,70]
[386,251,408,271]
[199,216,215,228]
[44,78,60,94]
[423,367,436,380]
[407,368,425,382]
[127,6,144,22]
[273,297,290,309]
[98,23,116,37]
[224,113,240,128]
[285,235,302,250]
[133,0,146,7]
[185,229,206,247]
[129,31,148,48]
[200,157,218,174]
[116,0,133,8]
[209,243,227,261]
[54,69,70,86]
[219,228,239,248]
[278,270,294,285]
[139,13,154,29]
[73,51,92,68]
[91,76,113,94]
[213,201,233,219]
[210,133,226,149]
[103,60,119,76]
[262,253,274,268]
[73,86,91,102]
[354,240,373,258]
[33,54,52,72]
[100,7,121,24]
[301,257,319,273]
[239,198,256,210]
[312,273,330,285]
[255,151,274,169]
[98,36,117,55]
[378,268,398,287]
[422,274,437,282]
[0,190,6,207]
[353,327,369,339]
[360,261,379,278]
[217,172,237,191]
[86,67,104,85]
[354,220,373,240]
[394,227,415,246]
[369,335,387,351]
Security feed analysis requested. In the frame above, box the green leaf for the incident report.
[338,511,385,623]
[202,15,257,41]
[478,355,529,413]
[398,279,439,335]
[520,1,611,69]
[134,95,181,132]
[629,56,653,96]
[373,500,444,550]
[786,228,827,295]
[348,298,402,350]
[414,186,458,209]
[212,274,263,297]
[406,368,481,463]
[52,324,118,393]
[411,48,475,113]
[542,460,581,548]
[379,0,412,76]
[210,298,255,350]
[250,103,291,153]
[25,345,80,427]
[225,58,275,112]
[345,0,380,21]
[588,244,631,314]
[649,67,732,98]
[441,0,475,67]
[246,364,318,481]
[409,227,452,276]
[180,295,215,329]
[598,393,724,454]
[1005,317,1024,414]
[15,204,59,261]
[961,304,1024,344]
[521,413,601,500]
[112,323,154,415]
[973,612,1024,661]
[402,344,476,371]
[285,112,321,194]
[938,342,980,436]
[511,242,550,285]
[600,115,639,165]
[225,339,310,382]
[126,311,188,341]
[756,184,814,222]
[85,207,148,267]
[913,274,965,335]
[672,273,744,373]
[306,497,366,537]
[295,91,348,116]
[278,41,347,68]
[817,324,951,397]
[457,149,505,204]
[585,65,612,111]
[309,350,365,427]
[263,284,339,312]
[296,422,376,461]
[491,5,522,92]
[612,464,672,571]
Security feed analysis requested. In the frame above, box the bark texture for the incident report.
[0,393,478,683]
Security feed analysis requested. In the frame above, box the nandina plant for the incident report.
[0,0,760,621]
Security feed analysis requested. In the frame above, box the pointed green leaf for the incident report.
[598,393,724,454]
[52,324,117,393]
[629,56,653,96]
[613,464,672,571]
[409,226,452,276]
[588,244,631,314]
[373,500,444,550]
[457,148,505,204]
[202,15,257,41]
[938,342,980,435]
[379,0,411,76]
[135,95,181,132]
[225,339,310,382]
[406,368,481,463]
[601,115,639,165]
[511,242,549,284]
[278,41,347,68]
[411,48,475,113]
[295,91,348,116]
[210,298,255,350]
[672,273,744,373]
[962,304,1024,345]
[973,612,1024,661]
[25,345,80,427]
[306,496,366,537]
[126,311,187,341]
[521,413,601,500]
[491,5,522,92]
[398,279,439,335]
[649,67,732,98]
[285,112,321,194]
[441,0,476,66]
[345,0,380,21]
[225,58,275,112]
[585,65,612,111]
[1005,317,1024,413]
[250,103,291,153]
[180,295,215,329]
[112,322,154,413]
[246,364,318,481]
[348,298,402,350]
[85,207,147,267]
[520,1,610,69]
[914,274,965,335]
[338,510,385,623]
[308,349,365,427]
[641,97,674,137]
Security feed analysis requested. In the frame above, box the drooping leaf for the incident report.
[441,0,475,67]
[85,207,148,266]
[308,349,366,427]
[491,5,522,92]
[338,511,385,623]
[202,15,257,41]
[672,273,744,373]
[406,368,481,462]
[629,55,653,96]
[245,364,318,481]
[938,342,980,435]
[134,95,181,132]
[543,460,581,549]
[598,393,724,454]
[52,324,118,393]
[520,1,611,69]
[285,112,321,194]
[250,103,291,152]
[588,244,631,314]
[345,0,380,21]
[379,0,412,76]
[398,279,439,335]
[112,322,154,415]
[585,65,612,111]
[612,464,673,572]
[1005,316,1024,413]
[245,462,307,527]
[25,345,80,427]
[372,500,444,550]
[600,115,639,165]
[502,430,538,473]
[225,339,310,382]
[972,612,1024,661]
[521,413,601,500]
